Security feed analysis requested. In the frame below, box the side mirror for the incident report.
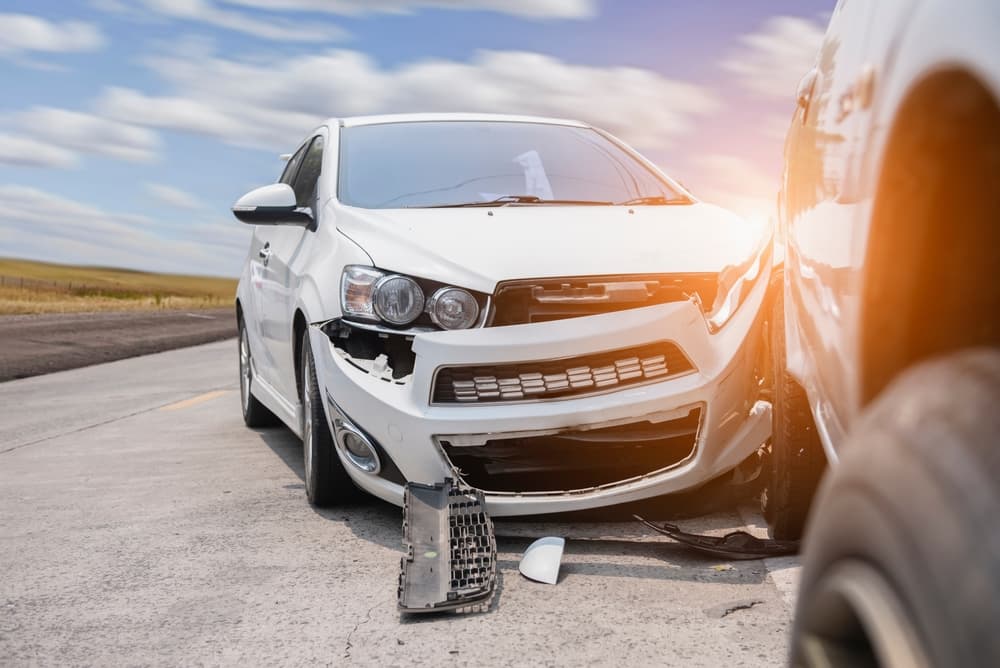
[232,183,312,226]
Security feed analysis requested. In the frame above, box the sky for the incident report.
[0,0,834,277]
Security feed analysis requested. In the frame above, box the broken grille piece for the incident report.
[634,515,800,560]
[398,479,497,613]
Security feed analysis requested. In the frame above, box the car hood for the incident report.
[333,202,764,294]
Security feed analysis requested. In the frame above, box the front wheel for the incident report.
[300,329,356,507]
[791,350,1000,667]
[762,283,826,540]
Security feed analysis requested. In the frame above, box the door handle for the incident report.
[258,243,271,266]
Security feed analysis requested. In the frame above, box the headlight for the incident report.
[705,241,770,332]
[373,274,425,325]
[340,265,383,321]
[427,287,480,330]
[340,265,482,330]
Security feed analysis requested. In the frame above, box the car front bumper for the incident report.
[310,270,771,517]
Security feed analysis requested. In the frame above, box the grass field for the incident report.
[0,258,238,315]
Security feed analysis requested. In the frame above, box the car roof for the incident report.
[329,112,590,129]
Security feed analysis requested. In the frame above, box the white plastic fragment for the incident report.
[371,353,392,380]
[518,536,565,585]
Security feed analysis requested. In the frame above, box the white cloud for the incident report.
[223,0,596,19]
[96,49,718,152]
[146,183,204,210]
[0,184,150,236]
[0,13,105,55]
[15,107,161,163]
[98,86,269,139]
[721,15,826,99]
[0,133,78,168]
[97,0,346,42]
[0,185,248,276]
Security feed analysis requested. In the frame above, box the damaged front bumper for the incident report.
[309,270,771,517]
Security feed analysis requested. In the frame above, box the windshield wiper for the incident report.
[616,195,692,205]
[410,195,613,208]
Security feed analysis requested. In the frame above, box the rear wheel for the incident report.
[762,284,827,540]
[792,350,1000,667]
[238,315,277,428]
[300,330,356,506]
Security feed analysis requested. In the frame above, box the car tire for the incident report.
[238,315,278,428]
[300,329,357,507]
[791,350,1000,668]
[762,282,827,540]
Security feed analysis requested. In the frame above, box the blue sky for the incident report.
[0,0,833,277]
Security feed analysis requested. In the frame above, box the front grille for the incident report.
[440,408,701,493]
[432,341,694,404]
[491,274,718,326]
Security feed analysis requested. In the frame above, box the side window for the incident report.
[292,136,324,207]
[279,144,307,185]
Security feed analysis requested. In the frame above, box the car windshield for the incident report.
[337,121,689,209]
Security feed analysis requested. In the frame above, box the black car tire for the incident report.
[238,315,279,428]
[791,349,1000,668]
[300,329,357,507]
[762,283,827,539]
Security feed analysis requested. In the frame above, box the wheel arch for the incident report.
[859,67,1000,404]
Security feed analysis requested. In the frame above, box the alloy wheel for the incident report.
[239,327,252,415]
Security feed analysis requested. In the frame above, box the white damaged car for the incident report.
[233,113,772,516]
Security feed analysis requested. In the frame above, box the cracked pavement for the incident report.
[0,340,800,666]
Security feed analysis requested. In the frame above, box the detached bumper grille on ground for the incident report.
[439,408,702,494]
[398,479,497,613]
[432,341,694,404]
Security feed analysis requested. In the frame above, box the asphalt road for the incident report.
[0,340,800,666]
[0,308,236,382]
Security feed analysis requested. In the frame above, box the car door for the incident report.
[258,133,325,402]
[252,141,308,395]
[245,225,272,372]
[781,0,877,452]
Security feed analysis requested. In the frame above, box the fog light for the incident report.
[335,424,380,474]
[342,431,369,458]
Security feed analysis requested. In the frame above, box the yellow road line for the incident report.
[159,390,230,411]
